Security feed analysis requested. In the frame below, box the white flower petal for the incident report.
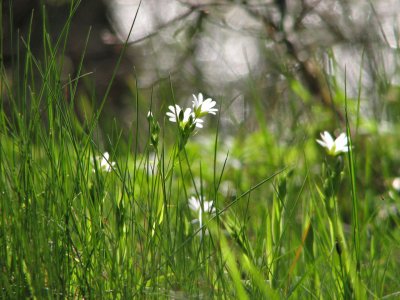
[195,118,204,128]
[93,152,115,172]
[103,152,110,160]
[322,131,334,148]
[335,133,348,149]
[316,139,327,148]
[203,201,215,214]
[182,108,192,123]
[189,196,200,211]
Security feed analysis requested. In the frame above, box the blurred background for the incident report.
[3,0,400,143]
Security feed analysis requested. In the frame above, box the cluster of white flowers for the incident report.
[167,105,203,129]
[92,152,115,173]
[166,93,218,150]
[316,131,349,156]
[166,93,217,130]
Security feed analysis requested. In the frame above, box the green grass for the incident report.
[2,2,400,299]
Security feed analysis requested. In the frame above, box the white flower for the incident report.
[144,152,158,175]
[378,204,399,222]
[316,131,349,156]
[392,178,400,192]
[189,196,216,214]
[166,104,186,123]
[192,93,218,117]
[188,196,215,238]
[92,152,115,172]
[166,105,203,128]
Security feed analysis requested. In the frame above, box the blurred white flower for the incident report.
[166,104,186,123]
[217,153,241,170]
[189,196,216,214]
[377,204,399,222]
[392,177,400,192]
[93,152,115,172]
[316,131,349,156]
[192,93,218,117]
[188,196,215,238]
[219,180,236,197]
[166,105,203,128]
[144,152,158,175]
